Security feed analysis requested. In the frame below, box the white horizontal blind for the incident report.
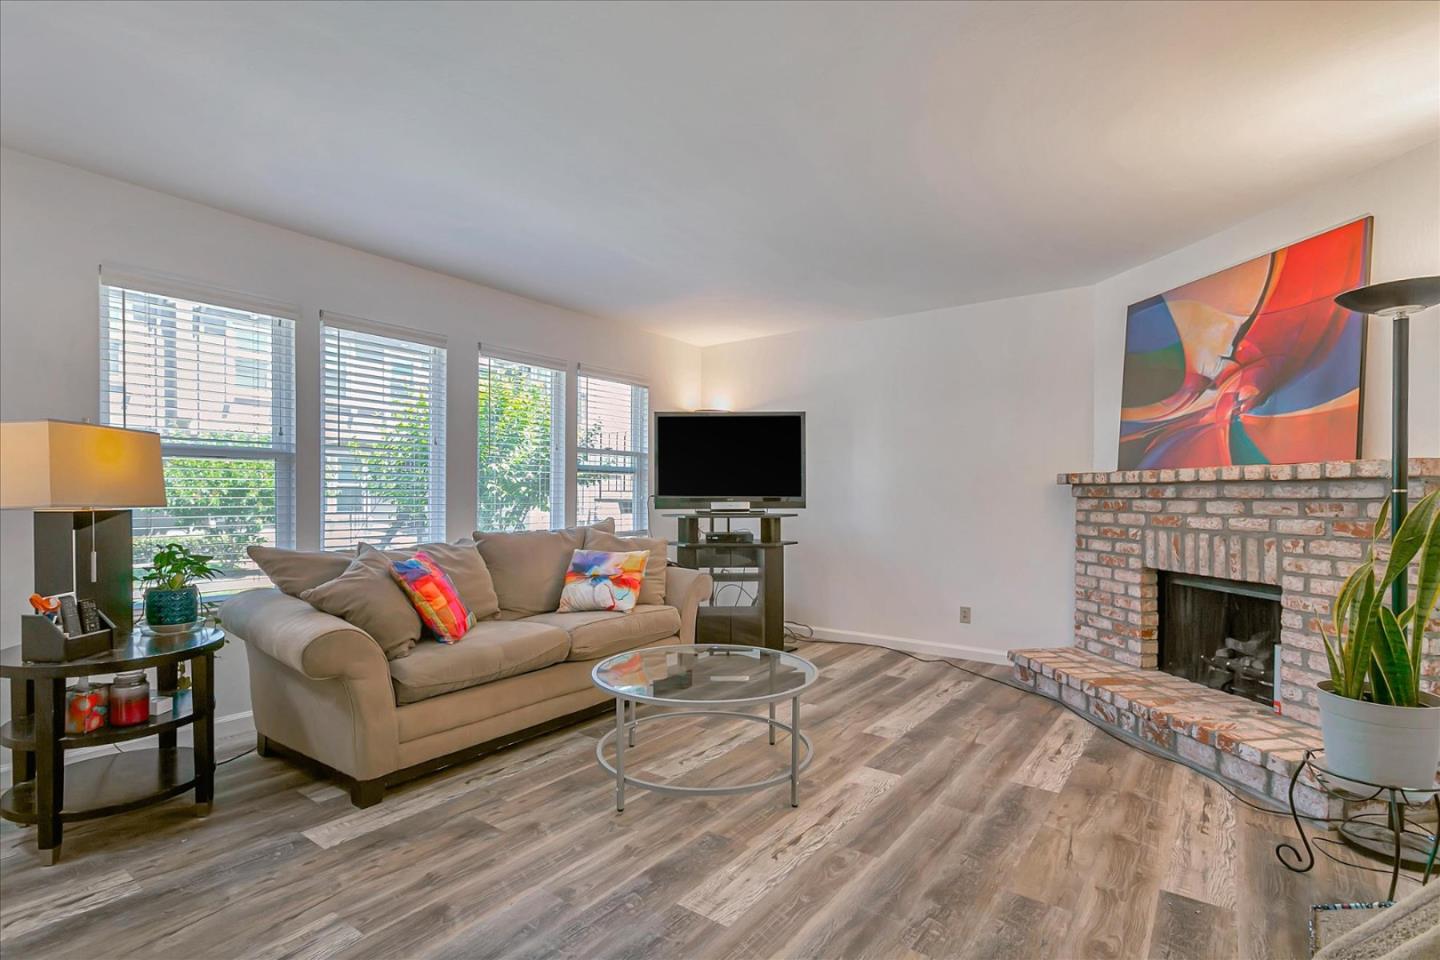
[477,353,566,532]
[322,320,447,550]
[99,283,296,596]
[576,372,649,533]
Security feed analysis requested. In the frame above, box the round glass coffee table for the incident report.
[591,643,818,811]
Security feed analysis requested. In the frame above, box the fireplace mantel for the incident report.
[1057,457,1440,488]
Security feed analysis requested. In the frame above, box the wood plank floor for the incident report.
[0,642,1401,960]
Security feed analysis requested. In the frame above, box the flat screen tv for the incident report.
[653,412,805,509]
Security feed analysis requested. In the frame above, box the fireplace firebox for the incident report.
[1159,572,1281,707]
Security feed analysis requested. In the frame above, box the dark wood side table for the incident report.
[1,627,224,864]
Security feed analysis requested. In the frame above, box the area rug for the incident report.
[1313,883,1439,959]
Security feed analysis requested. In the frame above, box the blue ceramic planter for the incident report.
[144,586,200,626]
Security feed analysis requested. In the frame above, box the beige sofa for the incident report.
[222,533,710,807]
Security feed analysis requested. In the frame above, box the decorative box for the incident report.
[21,610,115,662]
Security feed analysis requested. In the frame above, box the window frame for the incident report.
[575,365,651,534]
[477,345,569,532]
[97,274,298,599]
[319,310,448,551]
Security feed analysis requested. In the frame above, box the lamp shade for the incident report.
[0,420,166,509]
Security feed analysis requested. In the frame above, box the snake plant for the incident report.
[1322,488,1440,707]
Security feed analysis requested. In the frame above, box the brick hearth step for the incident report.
[1008,646,1338,818]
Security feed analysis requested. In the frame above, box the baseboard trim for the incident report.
[805,625,1010,665]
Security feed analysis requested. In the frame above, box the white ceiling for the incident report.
[2,1,1437,346]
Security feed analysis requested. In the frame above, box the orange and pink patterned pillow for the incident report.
[390,551,476,641]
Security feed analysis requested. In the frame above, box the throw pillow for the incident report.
[301,543,422,660]
[584,529,667,606]
[391,551,476,641]
[386,540,500,622]
[247,545,353,597]
[473,519,616,616]
[558,549,650,613]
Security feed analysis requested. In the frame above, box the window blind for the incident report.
[321,320,447,551]
[477,353,566,532]
[99,283,296,596]
[576,371,649,533]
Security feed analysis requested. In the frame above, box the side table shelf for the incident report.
[2,692,194,750]
[2,747,196,824]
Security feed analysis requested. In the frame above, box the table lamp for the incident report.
[1334,275,1440,609]
[0,420,167,632]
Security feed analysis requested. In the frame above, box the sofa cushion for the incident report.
[247,545,353,597]
[388,619,571,704]
[524,604,682,661]
[472,519,615,617]
[386,540,500,622]
[301,544,422,660]
[584,530,668,606]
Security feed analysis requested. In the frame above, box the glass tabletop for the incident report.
[591,644,818,706]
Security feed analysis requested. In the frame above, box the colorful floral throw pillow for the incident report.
[390,551,476,641]
[557,549,650,613]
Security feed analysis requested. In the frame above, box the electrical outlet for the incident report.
[958,606,972,624]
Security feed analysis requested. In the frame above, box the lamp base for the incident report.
[33,509,134,633]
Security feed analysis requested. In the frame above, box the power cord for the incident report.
[218,746,255,766]
[796,633,1433,886]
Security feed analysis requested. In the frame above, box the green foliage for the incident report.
[478,367,555,530]
[135,455,275,574]
[1324,489,1440,707]
[347,396,435,533]
[476,365,603,531]
[138,542,223,592]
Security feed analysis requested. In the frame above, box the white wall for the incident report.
[697,141,1439,663]
[0,148,701,731]
[700,287,1095,663]
[1092,141,1440,468]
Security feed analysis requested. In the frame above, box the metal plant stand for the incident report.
[591,644,817,812]
[1275,748,1440,901]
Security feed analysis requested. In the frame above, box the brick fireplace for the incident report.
[1010,457,1440,814]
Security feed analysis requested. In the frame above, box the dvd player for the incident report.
[704,530,755,544]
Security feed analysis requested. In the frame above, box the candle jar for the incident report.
[109,671,150,727]
[65,681,106,734]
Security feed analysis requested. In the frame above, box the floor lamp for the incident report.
[1334,275,1440,610]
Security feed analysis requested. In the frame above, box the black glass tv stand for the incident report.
[665,512,796,651]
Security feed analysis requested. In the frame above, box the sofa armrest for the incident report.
[663,566,713,646]
[221,588,400,782]
[220,588,388,681]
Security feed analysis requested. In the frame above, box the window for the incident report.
[477,353,565,532]
[322,317,446,551]
[576,371,649,533]
[99,282,296,596]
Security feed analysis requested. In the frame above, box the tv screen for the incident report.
[654,412,805,508]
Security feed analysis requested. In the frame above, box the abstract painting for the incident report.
[1118,218,1371,469]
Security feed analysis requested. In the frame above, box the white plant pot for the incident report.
[1317,681,1440,792]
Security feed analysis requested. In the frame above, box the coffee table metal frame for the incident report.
[591,643,817,812]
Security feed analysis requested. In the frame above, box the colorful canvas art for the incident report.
[1118,218,1371,469]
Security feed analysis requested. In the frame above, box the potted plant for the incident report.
[139,543,222,627]
[1319,488,1440,789]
